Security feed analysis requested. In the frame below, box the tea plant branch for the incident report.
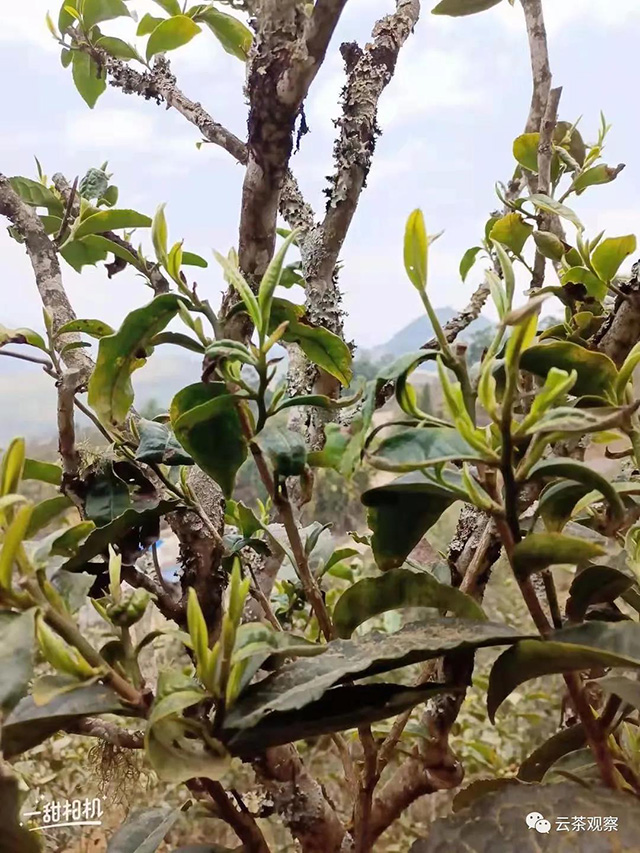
[230,1,349,337]
[354,724,379,853]
[520,0,552,135]
[288,0,422,444]
[236,402,334,640]
[421,280,491,352]
[255,744,350,853]
[594,260,640,367]
[70,718,145,749]
[493,449,621,791]
[0,173,93,378]
[188,778,271,853]
[308,0,422,335]
[0,349,53,369]
[93,50,248,163]
[532,86,563,288]
[277,481,334,641]
[56,367,81,480]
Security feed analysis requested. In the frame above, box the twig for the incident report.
[422,281,491,351]
[245,558,282,631]
[277,481,334,641]
[70,718,144,749]
[0,349,54,369]
[531,86,563,288]
[354,725,379,853]
[54,175,78,246]
[73,396,114,444]
[520,0,552,135]
[188,778,271,853]
[151,542,173,595]
[120,563,183,623]
[57,369,81,480]
[331,733,358,792]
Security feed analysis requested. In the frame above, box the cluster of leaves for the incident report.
[47,0,253,109]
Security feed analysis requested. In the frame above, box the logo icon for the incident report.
[526,812,551,834]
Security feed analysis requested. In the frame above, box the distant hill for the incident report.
[367,307,493,362]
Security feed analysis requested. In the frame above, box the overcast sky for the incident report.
[1,0,639,438]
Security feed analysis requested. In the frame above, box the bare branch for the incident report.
[593,259,640,367]
[70,717,144,749]
[287,0,421,445]
[531,85,562,288]
[57,368,81,479]
[0,174,92,379]
[520,0,552,134]
[98,52,248,164]
[187,778,271,852]
[422,280,490,351]
[255,744,350,853]
[227,0,349,336]
[317,0,421,311]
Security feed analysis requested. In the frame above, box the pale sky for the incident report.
[1,0,639,439]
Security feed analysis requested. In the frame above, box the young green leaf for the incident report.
[137,13,165,36]
[8,177,63,215]
[214,250,262,332]
[151,0,181,14]
[146,15,201,62]
[88,294,185,425]
[511,533,605,580]
[56,318,115,339]
[268,299,353,386]
[513,132,540,173]
[71,51,106,109]
[404,209,428,291]
[73,209,152,240]
[489,213,533,256]
[0,437,26,496]
[432,0,503,15]
[170,383,247,497]
[95,36,141,62]
[591,235,637,283]
[574,163,625,196]
[22,458,62,486]
[196,7,253,61]
[459,246,482,282]
[533,230,565,261]
[82,0,130,30]
[333,568,486,638]
[520,340,618,398]
[257,229,299,331]
[370,427,485,472]
[530,194,583,230]
[25,496,72,538]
